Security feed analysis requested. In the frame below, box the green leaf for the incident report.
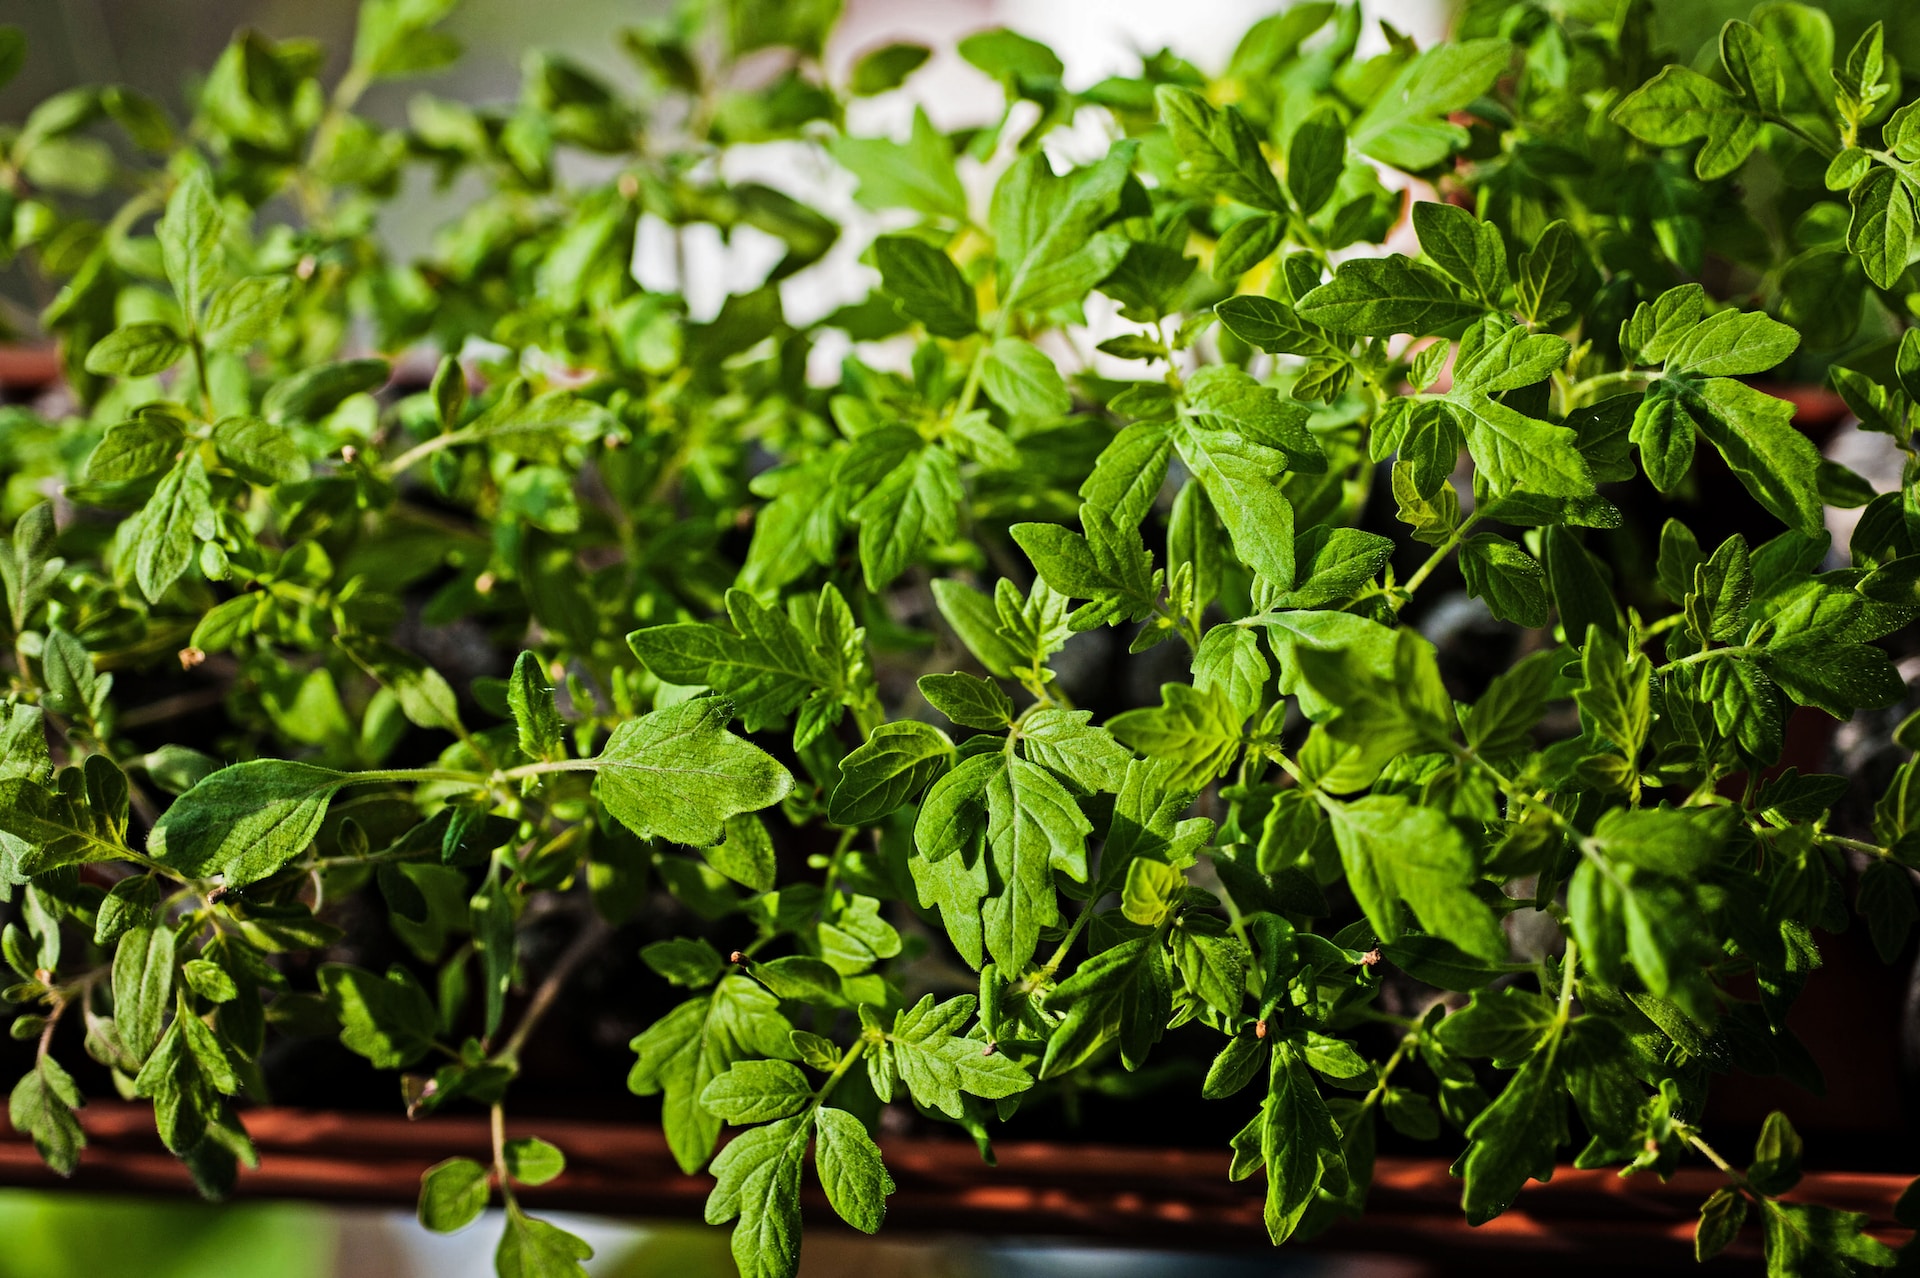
[1173,424,1296,585]
[887,993,1032,1116]
[1760,1200,1897,1277]
[1413,201,1506,303]
[1685,378,1823,537]
[125,455,213,603]
[1464,649,1558,759]
[629,976,796,1174]
[982,337,1071,419]
[1350,40,1511,170]
[1696,1187,1748,1261]
[814,1107,893,1234]
[1457,1047,1565,1225]
[700,1059,812,1124]
[871,235,975,338]
[418,1157,489,1233]
[849,42,930,95]
[630,586,863,738]
[1589,807,1732,877]
[1325,794,1506,962]
[508,650,565,763]
[981,757,1089,971]
[1041,934,1172,1077]
[705,813,777,893]
[157,168,225,321]
[958,27,1063,85]
[112,923,176,1064]
[318,963,437,1068]
[1213,295,1344,359]
[1749,1110,1803,1196]
[1611,65,1762,180]
[1257,1039,1347,1243]
[1459,534,1548,627]
[829,107,967,221]
[642,938,728,989]
[149,759,348,884]
[84,324,186,377]
[203,274,296,351]
[828,721,953,826]
[85,413,186,484]
[1442,381,1591,501]
[704,1114,810,1278]
[1664,308,1800,377]
[1433,988,1556,1064]
[9,1058,85,1176]
[593,698,794,848]
[851,445,962,592]
[989,142,1134,315]
[1108,682,1243,788]
[1156,85,1285,212]
[1847,167,1915,290]
[1287,108,1346,217]
[0,756,132,874]
[1576,626,1650,762]
[1019,708,1132,794]
[211,415,309,485]
[1296,255,1482,337]
[1858,859,1918,963]
[496,1204,593,1278]
[1259,609,1399,722]
[916,673,1012,730]
[262,358,391,425]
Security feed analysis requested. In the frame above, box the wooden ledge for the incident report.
[0,1105,1906,1271]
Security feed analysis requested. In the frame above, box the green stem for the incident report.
[383,426,482,478]
[1658,644,1751,673]
[1767,114,1837,159]
[1357,1030,1417,1115]
[490,1102,515,1204]
[497,758,598,782]
[812,1039,868,1110]
[350,767,491,789]
[1040,902,1097,978]
[1399,511,1482,600]
[496,913,612,1063]
[1562,368,1649,410]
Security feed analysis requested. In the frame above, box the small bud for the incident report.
[550,661,567,684]
[982,1040,998,1057]
[178,646,207,670]
[32,969,51,986]
[602,433,623,450]
[1254,1019,1268,1039]
[341,444,359,464]
[1361,948,1382,967]
[296,254,317,280]
[617,172,639,200]
[729,951,745,965]
[474,572,496,596]
[206,885,228,904]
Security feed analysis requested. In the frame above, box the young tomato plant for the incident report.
[0,2,1917,1276]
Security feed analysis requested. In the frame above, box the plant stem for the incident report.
[1400,511,1482,599]
[1040,902,1096,978]
[498,758,599,782]
[812,1039,867,1110]
[497,913,613,1063]
[383,426,481,478]
[490,1102,515,1202]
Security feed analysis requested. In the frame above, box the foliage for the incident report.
[0,1,1916,1275]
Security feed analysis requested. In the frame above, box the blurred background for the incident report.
[0,0,1910,1273]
